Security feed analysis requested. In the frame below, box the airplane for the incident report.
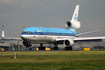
[1,5,105,50]
[20,5,105,50]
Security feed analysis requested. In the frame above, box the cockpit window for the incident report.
[22,31,31,34]
[28,31,30,34]
[22,31,24,33]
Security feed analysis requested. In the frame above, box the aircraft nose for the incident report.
[21,35,26,40]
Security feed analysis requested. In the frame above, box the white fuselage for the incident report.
[21,34,75,44]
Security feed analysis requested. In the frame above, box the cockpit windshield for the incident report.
[22,31,31,34]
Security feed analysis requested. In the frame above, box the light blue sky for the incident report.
[0,0,105,37]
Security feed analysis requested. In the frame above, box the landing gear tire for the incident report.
[54,44,58,50]
[39,47,45,50]
[54,47,58,50]
[65,46,72,50]
[38,43,45,50]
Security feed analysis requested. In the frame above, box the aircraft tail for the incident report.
[65,5,81,30]
[2,31,5,38]
[71,5,79,21]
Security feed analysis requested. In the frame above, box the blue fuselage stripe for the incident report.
[22,27,78,37]
[21,32,76,36]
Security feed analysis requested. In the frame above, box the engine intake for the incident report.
[66,21,71,27]
[65,20,81,30]
[63,39,74,46]
[65,40,70,46]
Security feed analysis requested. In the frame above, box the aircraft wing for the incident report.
[1,37,22,41]
[76,30,100,36]
[56,36,105,42]
[74,36,105,42]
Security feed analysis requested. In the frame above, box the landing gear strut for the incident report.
[54,44,58,50]
[38,43,45,50]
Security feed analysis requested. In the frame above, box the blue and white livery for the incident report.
[1,5,105,50]
[21,5,81,50]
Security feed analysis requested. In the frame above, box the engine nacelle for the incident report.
[22,41,32,47]
[65,20,81,30]
[63,39,74,46]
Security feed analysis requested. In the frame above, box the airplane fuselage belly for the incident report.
[21,35,74,44]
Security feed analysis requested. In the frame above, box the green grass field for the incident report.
[0,51,105,70]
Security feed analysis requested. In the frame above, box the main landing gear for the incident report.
[38,43,45,50]
[65,46,72,50]
[53,44,72,50]
[54,44,58,50]
[38,44,72,51]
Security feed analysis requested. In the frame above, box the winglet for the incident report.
[2,31,5,38]
[71,5,79,21]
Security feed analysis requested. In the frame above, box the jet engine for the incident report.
[65,20,81,30]
[22,41,32,47]
[63,39,74,46]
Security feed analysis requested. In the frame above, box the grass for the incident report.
[0,51,105,70]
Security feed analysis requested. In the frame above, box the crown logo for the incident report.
[74,14,77,20]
